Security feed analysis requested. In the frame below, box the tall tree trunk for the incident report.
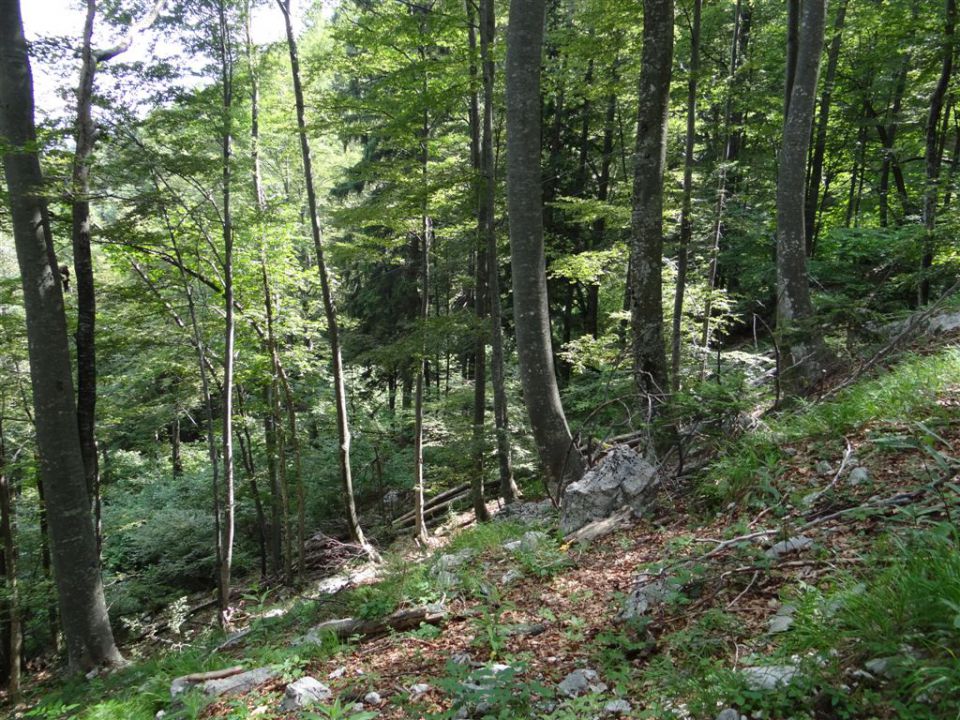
[629,0,674,405]
[480,0,518,503]
[920,0,957,305]
[467,0,491,523]
[672,0,701,391]
[505,0,584,490]
[0,0,122,672]
[776,0,828,391]
[278,0,376,560]
[413,8,432,544]
[73,1,101,543]
[803,0,847,256]
[216,0,236,625]
[0,419,21,697]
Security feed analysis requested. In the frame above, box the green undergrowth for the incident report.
[631,522,960,720]
[704,345,960,506]
[20,519,543,720]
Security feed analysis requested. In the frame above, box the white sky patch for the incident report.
[21,0,308,121]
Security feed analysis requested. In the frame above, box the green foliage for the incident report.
[705,347,960,504]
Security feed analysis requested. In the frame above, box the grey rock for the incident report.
[864,657,896,678]
[352,703,366,713]
[433,549,476,574]
[603,699,633,715]
[619,574,680,620]
[434,570,459,589]
[741,664,799,691]
[815,460,833,475]
[767,604,797,634]
[171,666,278,699]
[765,535,814,559]
[495,499,555,524]
[409,683,431,697]
[504,622,548,637]
[848,467,870,486]
[930,311,960,334]
[280,677,332,712]
[557,668,608,697]
[328,666,347,680]
[501,569,524,585]
[502,540,521,552]
[364,691,383,705]
[450,651,473,665]
[715,710,743,720]
[517,530,548,552]
[560,445,659,534]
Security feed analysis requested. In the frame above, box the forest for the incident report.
[1,0,959,717]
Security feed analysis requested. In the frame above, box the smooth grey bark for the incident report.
[216,0,236,626]
[480,0,518,503]
[0,0,122,672]
[412,7,432,543]
[505,0,584,490]
[278,0,376,560]
[920,0,957,305]
[467,0,491,523]
[803,0,847,256]
[776,0,828,390]
[629,0,674,404]
[672,0,701,391]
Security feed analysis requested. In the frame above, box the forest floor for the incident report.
[11,331,960,720]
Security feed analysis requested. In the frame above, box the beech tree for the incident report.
[775,0,828,391]
[505,0,584,489]
[629,0,674,406]
[0,0,122,673]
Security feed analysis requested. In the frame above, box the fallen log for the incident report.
[304,603,447,642]
[564,506,634,546]
[393,481,500,529]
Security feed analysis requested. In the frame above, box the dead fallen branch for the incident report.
[306,603,448,641]
[564,506,634,546]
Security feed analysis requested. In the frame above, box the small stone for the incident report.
[767,615,794,633]
[765,535,814,559]
[815,460,833,475]
[433,550,475,574]
[450,651,473,665]
[603,699,633,715]
[280,677,332,712]
[767,604,797,633]
[557,668,608,697]
[328,666,347,679]
[364,691,382,705]
[741,664,799,691]
[519,530,548,552]
[715,710,740,720]
[352,703,366,713]
[848,467,870,486]
[434,570,459,588]
[864,657,895,678]
[501,569,524,584]
[502,540,521,552]
[409,683,431,697]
